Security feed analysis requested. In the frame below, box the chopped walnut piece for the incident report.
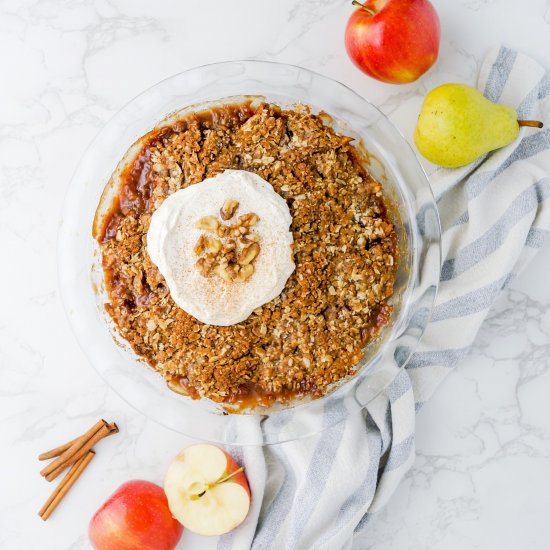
[217,225,229,238]
[194,202,261,282]
[223,240,236,252]
[238,233,259,245]
[193,234,206,256]
[196,256,215,276]
[213,264,233,281]
[238,212,260,227]
[239,242,260,266]
[220,199,239,220]
[204,236,222,254]
[235,264,254,282]
[195,215,219,232]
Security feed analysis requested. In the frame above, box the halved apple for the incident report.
[164,444,251,536]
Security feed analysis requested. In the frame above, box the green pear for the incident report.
[414,83,542,168]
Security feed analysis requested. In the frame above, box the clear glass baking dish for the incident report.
[58,61,441,445]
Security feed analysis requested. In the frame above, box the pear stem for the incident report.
[351,1,376,16]
[518,120,544,128]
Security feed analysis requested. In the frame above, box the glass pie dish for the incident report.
[58,61,441,445]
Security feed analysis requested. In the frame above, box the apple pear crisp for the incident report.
[95,101,397,408]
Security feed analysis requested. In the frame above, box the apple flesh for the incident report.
[164,444,251,536]
[89,480,183,550]
[345,0,440,84]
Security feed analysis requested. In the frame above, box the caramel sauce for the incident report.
[167,375,200,400]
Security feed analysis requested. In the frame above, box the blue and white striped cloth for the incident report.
[219,47,550,550]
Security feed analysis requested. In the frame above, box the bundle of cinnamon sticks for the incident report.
[38,419,118,520]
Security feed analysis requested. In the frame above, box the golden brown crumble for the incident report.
[96,102,397,408]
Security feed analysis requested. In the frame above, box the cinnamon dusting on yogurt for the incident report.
[146,170,295,326]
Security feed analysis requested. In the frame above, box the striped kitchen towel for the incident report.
[218,47,550,550]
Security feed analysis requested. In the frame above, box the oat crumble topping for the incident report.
[96,102,397,407]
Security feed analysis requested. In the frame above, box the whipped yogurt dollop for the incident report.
[147,170,295,326]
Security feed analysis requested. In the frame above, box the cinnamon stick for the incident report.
[39,419,106,462]
[39,451,95,521]
[38,439,75,461]
[41,422,118,481]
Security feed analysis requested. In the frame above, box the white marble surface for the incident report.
[1,1,550,549]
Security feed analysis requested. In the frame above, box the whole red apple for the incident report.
[345,0,440,84]
[89,480,183,550]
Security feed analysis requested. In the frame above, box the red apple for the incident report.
[345,0,440,84]
[89,480,183,550]
[164,444,251,536]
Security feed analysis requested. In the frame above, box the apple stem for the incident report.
[518,120,544,128]
[189,466,246,500]
[215,466,245,486]
[351,1,376,16]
